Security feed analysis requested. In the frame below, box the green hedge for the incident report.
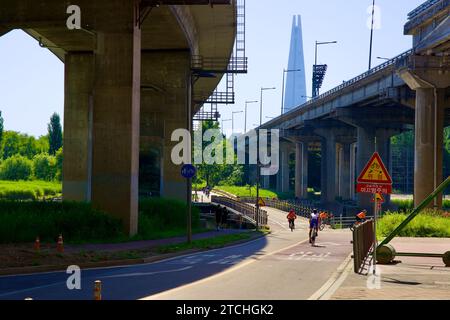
[0,198,202,244]
[392,199,450,211]
[0,180,62,200]
[137,198,200,240]
[0,201,123,244]
[377,211,450,238]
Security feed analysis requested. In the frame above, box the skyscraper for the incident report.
[283,15,307,113]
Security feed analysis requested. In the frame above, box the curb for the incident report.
[307,252,354,300]
[0,232,269,277]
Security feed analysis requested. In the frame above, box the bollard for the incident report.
[94,280,102,300]
[56,234,64,253]
[34,236,40,252]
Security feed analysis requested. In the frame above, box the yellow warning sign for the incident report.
[258,197,266,207]
[357,152,392,184]
[371,193,385,203]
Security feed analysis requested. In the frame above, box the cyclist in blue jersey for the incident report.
[309,209,320,244]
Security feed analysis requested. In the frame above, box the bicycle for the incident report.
[288,219,295,232]
[310,228,318,246]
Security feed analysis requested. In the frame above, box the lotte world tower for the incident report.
[283,15,307,114]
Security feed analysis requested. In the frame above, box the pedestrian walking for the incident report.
[221,207,229,229]
[215,205,223,231]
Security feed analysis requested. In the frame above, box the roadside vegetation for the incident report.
[377,209,450,238]
[0,198,202,244]
[0,180,61,200]
[391,199,450,212]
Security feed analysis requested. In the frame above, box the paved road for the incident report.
[0,207,352,300]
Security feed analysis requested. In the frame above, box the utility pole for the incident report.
[368,0,376,70]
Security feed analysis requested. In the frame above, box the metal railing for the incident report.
[211,196,268,227]
[239,197,325,219]
[264,49,414,127]
[408,0,442,19]
[352,219,375,274]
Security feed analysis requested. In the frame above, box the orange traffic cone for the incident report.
[57,234,64,253]
[34,236,40,252]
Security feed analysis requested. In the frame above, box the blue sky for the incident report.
[0,0,424,137]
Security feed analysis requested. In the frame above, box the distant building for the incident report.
[283,15,307,113]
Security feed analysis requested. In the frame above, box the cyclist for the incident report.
[319,211,328,230]
[286,209,297,231]
[309,209,320,244]
[356,209,367,223]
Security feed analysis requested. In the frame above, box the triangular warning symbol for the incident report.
[258,198,266,207]
[357,152,392,184]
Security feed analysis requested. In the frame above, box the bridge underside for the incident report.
[1,0,236,235]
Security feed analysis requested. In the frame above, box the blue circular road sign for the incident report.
[181,164,197,179]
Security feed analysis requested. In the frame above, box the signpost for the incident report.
[356,152,392,276]
[181,164,197,244]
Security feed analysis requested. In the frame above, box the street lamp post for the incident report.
[312,40,337,97]
[245,100,258,133]
[232,111,244,134]
[376,56,390,61]
[256,87,276,229]
[221,118,231,136]
[281,69,302,115]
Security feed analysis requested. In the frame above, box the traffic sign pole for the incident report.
[373,194,377,275]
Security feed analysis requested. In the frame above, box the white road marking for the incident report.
[101,266,193,279]
[141,238,310,300]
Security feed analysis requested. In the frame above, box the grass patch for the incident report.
[157,232,262,254]
[0,180,61,201]
[377,210,450,238]
[392,199,450,211]
[0,201,123,244]
[216,186,294,200]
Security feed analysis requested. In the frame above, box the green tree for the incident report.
[2,131,20,159]
[55,147,63,181]
[0,155,33,180]
[0,111,3,148]
[33,154,57,181]
[48,113,63,155]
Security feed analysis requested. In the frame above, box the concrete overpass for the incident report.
[258,0,450,214]
[0,0,239,235]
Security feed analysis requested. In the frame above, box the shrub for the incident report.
[377,211,450,238]
[0,155,32,180]
[137,198,200,239]
[0,201,123,243]
[33,153,57,181]
[0,180,61,201]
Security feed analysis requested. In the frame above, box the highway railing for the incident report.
[239,197,327,219]
[352,219,375,274]
[211,196,268,227]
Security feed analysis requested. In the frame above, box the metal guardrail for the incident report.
[239,197,318,219]
[352,219,375,274]
[211,196,268,227]
[408,0,441,19]
[264,49,414,128]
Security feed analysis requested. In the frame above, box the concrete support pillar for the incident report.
[414,88,444,208]
[295,142,308,199]
[356,127,392,212]
[262,175,270,190]
[91,1,141,236]
[277,144,290,193]
[321,135,337,203]
[63,53,93,202]
[349,143,357,200]
[140,51,191,200]
[339,143,352,200]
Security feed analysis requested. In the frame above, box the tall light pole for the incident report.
[313,40,337,97]
[281,69,302,115]
[376,56,389,62]
[221,118,231,136]
[256,87,276,229]
[368,0,376,70]
[260,87,276,126]
[232,111,243,133]
[245,100,258,133]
